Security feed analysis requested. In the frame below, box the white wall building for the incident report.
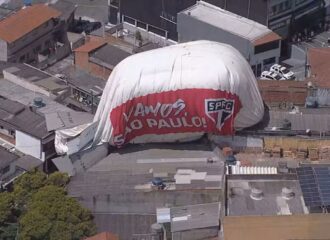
[177,1,282,76]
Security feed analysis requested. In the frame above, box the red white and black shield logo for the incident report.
[205,99,235,130]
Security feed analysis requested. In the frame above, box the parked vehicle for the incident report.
[270,64,295,80]
[260,71,284,80]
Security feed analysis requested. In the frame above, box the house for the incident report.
[178,1,282,76]
[0,4,71,67]
[0,97,55,163]
[74,38,131,80]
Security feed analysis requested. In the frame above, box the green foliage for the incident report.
[0,192,13,224]
[0,171,96,240]
[45,172,69,187]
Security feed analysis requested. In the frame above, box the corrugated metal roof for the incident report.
[0,4,61,43]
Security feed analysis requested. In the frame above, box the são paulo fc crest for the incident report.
[205,99,235,130]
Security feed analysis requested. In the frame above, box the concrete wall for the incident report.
[15,130,42,161]
[0,39,7,61]
[177,13,250,58]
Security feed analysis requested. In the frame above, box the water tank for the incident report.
[33,97,44,108]
[250,188,263,200]
[281,187,295,200]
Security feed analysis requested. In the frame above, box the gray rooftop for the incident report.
[15,155,42,171]
[0,146,18,170]
[170,202,220,232]
[45,111,93,131]
[90,44,131,70]
[68,142,224,238]
[0,78,72,114]
[3,64,68,95]
[46,58,106,94]
[227,176,307,216]
[180,1,272,42]
[0,97,50,139]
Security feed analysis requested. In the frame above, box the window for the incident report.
[255,41,280,54]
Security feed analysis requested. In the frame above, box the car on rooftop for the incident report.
[260,71,284,81]
[270,64,295,80]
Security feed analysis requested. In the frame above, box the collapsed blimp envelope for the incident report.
[92,40,264,146]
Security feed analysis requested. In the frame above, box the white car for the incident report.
[270,64,295,80]
[260,71,284,81]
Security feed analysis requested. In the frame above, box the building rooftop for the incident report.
[246,107,330,134]
[90,44,131,69]
[227,175,307,216]
[0,78,72,114]
[0,4,60,43]
[3,64,68,95]
[308,48,330,89]
[223,214,330,240]
[0,146,18,170]
[0,97,50,139]
[74,39,106,53]
[170,202,220,232]
[15,155,42,171]
[68,142,224,238]
[85,232,119,240]
[181,1,279,42]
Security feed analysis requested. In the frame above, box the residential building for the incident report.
[0,97,55,162]
[0,4,71,67]
[74,38,131,80]
[109,0,324,41]
[178,2,282,75]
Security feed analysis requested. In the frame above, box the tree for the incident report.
[20,185,96,240]
[0,171,96,240]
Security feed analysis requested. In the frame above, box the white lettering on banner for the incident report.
[124,99,186,121]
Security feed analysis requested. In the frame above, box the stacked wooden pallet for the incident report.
[272,147,282,158]
[308,148,319,161]
[319,146,330,160]
[296,148,308,159]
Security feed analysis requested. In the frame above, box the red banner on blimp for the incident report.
[110,89,242,145]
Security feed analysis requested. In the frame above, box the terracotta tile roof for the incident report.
[253,32,281,46]
[85,232,119,240]
[74,39,107,53]
[308,48,330,89]
[258,80,308,105]
[0,4,61,43]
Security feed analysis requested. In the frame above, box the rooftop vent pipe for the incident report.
[281,187,295,200]
[250,187,263,200]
